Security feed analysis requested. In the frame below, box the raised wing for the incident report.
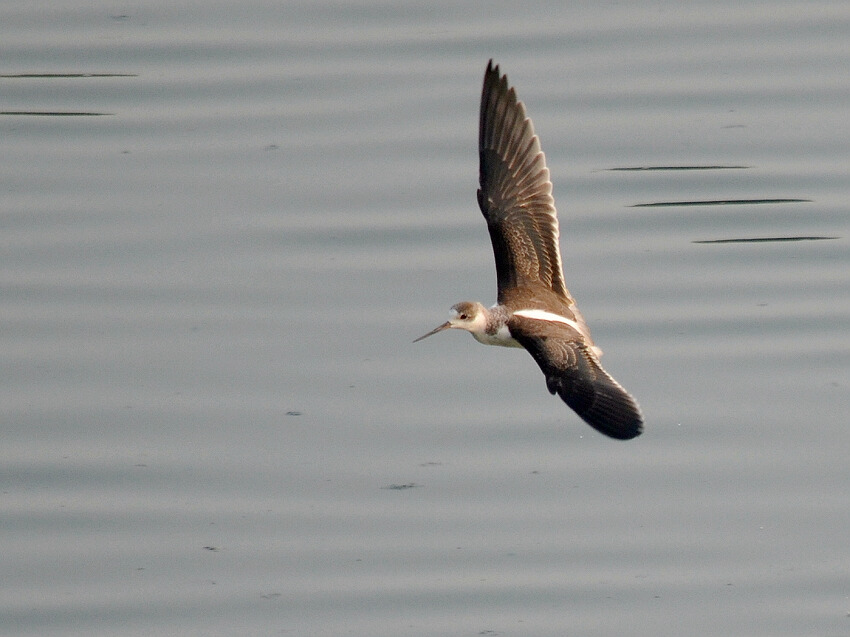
[509,315,643,440]
[477,60,569,303]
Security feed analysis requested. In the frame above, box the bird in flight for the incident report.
[415,60,643,440]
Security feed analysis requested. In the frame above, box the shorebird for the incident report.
[415,60,643,440]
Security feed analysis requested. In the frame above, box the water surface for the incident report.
[2,2,849,636]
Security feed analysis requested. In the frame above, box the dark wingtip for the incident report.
[484,59,503,89]
[577,392,643,440]
[593,413,643,440]
[550,361,644,440]
[576,398,643,440]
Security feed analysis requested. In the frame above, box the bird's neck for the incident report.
[471,305,523,348]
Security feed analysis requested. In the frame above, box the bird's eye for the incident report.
[459,314,468,320]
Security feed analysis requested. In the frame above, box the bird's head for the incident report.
[413,301,488,342]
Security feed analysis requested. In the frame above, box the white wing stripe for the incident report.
[513,309,583,332]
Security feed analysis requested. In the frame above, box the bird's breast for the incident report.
[472,323,524,348]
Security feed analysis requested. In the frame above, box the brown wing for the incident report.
[477,60,569,303]
[509,315,643,440]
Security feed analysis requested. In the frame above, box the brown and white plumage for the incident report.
[416,60,643,440]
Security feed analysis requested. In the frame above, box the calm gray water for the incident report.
[2,2,849,636]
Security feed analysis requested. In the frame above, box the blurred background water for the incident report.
[1,1,849,636]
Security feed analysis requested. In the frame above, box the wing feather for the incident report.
[510,316,643,440]
[478,60,570,303]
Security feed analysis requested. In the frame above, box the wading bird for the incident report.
[415,60,643,440]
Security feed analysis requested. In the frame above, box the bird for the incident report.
[414,60,643,440]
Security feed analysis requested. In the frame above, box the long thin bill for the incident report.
[413,321,451,343]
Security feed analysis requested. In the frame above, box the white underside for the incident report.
[472,323,523,348]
